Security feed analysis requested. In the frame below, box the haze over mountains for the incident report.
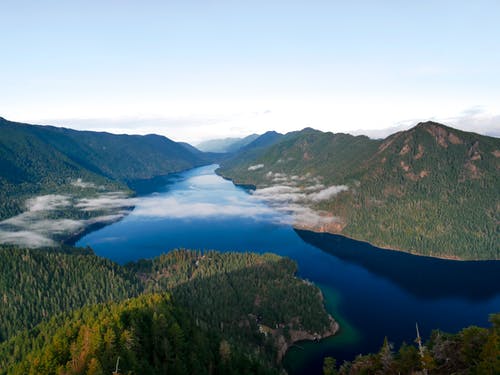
[196,134,260,153]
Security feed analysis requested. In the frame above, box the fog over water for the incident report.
[76,164,500,375]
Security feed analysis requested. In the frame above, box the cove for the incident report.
[77,164,500,374]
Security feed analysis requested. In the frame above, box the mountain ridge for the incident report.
[218,121,500,260]
[0,117,210,211]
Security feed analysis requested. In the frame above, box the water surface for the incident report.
[77,165,500,374]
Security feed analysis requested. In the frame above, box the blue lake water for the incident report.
[77,164,500,374]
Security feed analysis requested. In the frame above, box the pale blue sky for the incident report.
[1,1,499,142]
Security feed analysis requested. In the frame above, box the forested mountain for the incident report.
[0,246,141,342]
[196,134,260,153]
[218,122,500,260]
[220,131,285,175]
[0,247,335,374]
[1,293,279,375]
[0,117,209,220]
[326,313,500,374]
[129,250,337,362]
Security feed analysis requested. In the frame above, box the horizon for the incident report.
[1,1,500,142]
[1,115,499,145]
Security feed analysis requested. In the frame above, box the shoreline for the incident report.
[217,173,497,262]
[65,165,212,247]
[277,316,340,363]
[278,288,339,363]
[294,224,498,262]
[63,209,133,247]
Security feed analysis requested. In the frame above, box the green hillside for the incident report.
[0,293,279,375]
[0,117,208,221]
[0,247,335,373]
[328,313,500,374]
[0,246,141,342]
[218,122,500,260]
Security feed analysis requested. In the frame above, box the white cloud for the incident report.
[0,192,132,248]
[71,178,96,189]
[248,164,264,171]
[249,177,348,228]
[26,194,71,212]
[0,230,56,248]
[308,185,349,201]
[443,107,500,137]
[352,106,500,139]
[133,195,277,220]
[28,219,84,235]
[76,192,135,211]
[304,184,325,191]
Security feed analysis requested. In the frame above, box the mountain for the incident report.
[0,117,209,220]
[0,118,206,181]
[0,247,335,374]
[196,134,260,153]
[220,131,285,174]
[178,141,204,154]
[218,122,500,260]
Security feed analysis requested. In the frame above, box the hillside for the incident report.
[328,313,500,374]
[196,134,260,153]
[218,122,500,260]
[0,247,336,373]
[0,117,208,217]
[0,246,141,342]
[0,118,213,246]
[0,293,279,375]
[220,131,285,175]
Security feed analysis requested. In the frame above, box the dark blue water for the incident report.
[77,165,500,374]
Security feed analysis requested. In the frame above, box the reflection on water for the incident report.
[296,230,500,301]
[77,165,500,375]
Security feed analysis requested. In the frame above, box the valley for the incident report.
[0,118,499,374]
[74,164,500,374]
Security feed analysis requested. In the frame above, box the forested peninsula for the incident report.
[0,247,337,374]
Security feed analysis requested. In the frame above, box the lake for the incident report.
[77,164,500,374]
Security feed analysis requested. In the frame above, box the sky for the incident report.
[1,0,499,143]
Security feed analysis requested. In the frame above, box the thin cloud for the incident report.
[133,195,278,221]
[249,174,348,228]
[76,192,136,211]
[26,194,71,212]
[0,192,132,248]
[352,107,500,139]
[248,164,264,171]
[309,185,349,201]
[71,178,96,189]
[0,230,55,247]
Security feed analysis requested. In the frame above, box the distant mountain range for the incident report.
[218,122,500,260]
[196,134,259,153]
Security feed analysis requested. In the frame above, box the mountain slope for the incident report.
[0,246,141,341]
[1,118,207,181]
[0,117,209,220]
[196,134,259,153]
[0,293,279,375]
[220,131,285,175]
[0,248,335,374]
[218,122,500,260]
